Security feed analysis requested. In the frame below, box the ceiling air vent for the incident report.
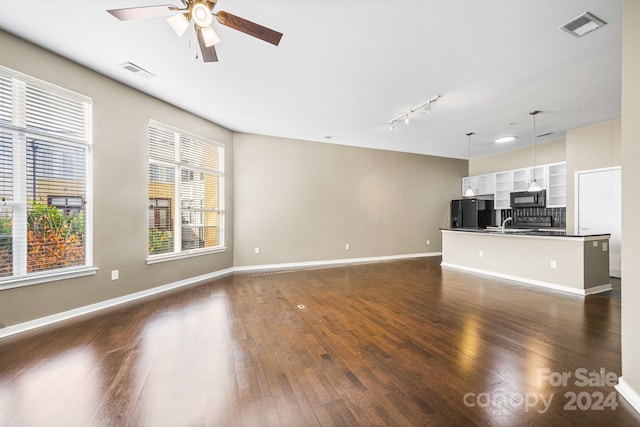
[537,132,555,138]
[559,12,606,38]
[119,62,156,79]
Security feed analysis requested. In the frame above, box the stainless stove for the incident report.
[513,215,553,229]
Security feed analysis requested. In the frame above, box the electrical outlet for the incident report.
[345,243,350,250]
[254,247,260,254]
[479,250,484,258]
[111,270,119,280]
[427,240,431,246]
[550,260,557,269]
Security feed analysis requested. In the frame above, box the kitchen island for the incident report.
[440,228,611,295]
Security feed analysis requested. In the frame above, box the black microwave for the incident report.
[510,190,546,208]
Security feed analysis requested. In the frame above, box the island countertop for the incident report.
[440,228,611,295]
[440,227,610,240]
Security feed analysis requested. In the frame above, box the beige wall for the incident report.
[233,133,466,266]
[0,31,234,328]
[621,0,640,407]
[565,119,621,231]
[469,139,566,176]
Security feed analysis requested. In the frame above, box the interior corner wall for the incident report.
[0,30,234,328]
[232,133,466,267]
[565,118,621,232]
[620,0,640,410]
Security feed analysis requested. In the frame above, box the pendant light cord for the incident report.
[530,110,540,181]
[532,113,536,180]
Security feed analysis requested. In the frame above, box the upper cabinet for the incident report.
[462,161,567,208]
[527,165,546,190]
[494,171,511,209]
[462,173,495,196]
[547,162,567,207]
[511,168,529,192]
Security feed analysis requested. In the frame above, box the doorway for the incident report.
[576,167,621,278]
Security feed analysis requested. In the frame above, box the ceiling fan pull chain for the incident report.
[187,27,198,60]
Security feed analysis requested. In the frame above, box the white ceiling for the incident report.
[0,1,622,159]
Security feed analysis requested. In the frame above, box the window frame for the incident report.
[146,120,226,264]
[0,66,95,290]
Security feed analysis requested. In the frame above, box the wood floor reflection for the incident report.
[0,257,639,426]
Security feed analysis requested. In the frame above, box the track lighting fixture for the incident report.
[387,94,441,130]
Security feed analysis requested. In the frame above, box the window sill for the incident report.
[146,247,228,265]
[0,266,98,291]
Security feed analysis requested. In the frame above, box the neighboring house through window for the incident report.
[147,120,224,258]
[0,66,92,283]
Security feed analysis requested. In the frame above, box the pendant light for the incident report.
[464,132,475,197]
[528,110,542,192]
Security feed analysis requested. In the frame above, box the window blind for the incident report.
[148,120,224,257]
[0,66,92,281]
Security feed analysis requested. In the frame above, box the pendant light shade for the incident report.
[527,179,542,192]
[465,132,475,197]
[528,111,541,192]
[464,186,475,197]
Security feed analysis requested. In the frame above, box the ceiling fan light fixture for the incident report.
[167,13,190,37]
[192,2,213,27]
[201,25,221,46]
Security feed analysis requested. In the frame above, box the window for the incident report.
[147,121,224,259]
[0,66,92,284]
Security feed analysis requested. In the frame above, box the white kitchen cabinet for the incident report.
[547,162,567,207]
[462,174,494,196]
[494,171,511,209]
[477,173,495,195]
[528,165,546,190]
[511,168,529,192]
[462,176,477,196]
[462,161,566,207]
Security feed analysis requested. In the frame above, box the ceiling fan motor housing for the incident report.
[191,0,214,28]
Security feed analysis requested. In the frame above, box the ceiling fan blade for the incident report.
[216,11,283,46]
[196,26,219,62]
[107,5,178,21]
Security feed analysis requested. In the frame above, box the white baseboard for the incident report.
[233,252,441,273]
[584,283,614,295]
[0,252,443,339]
[0,267,234,339]
[440,262,611,296]
[616,377,640,415]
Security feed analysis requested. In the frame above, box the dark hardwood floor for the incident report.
[0,257,638,426]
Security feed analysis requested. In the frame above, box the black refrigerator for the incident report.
[451,198,495,228]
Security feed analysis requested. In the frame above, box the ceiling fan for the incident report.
[107,0,283,62]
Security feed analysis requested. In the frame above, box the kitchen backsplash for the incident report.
[499,207,566,228]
